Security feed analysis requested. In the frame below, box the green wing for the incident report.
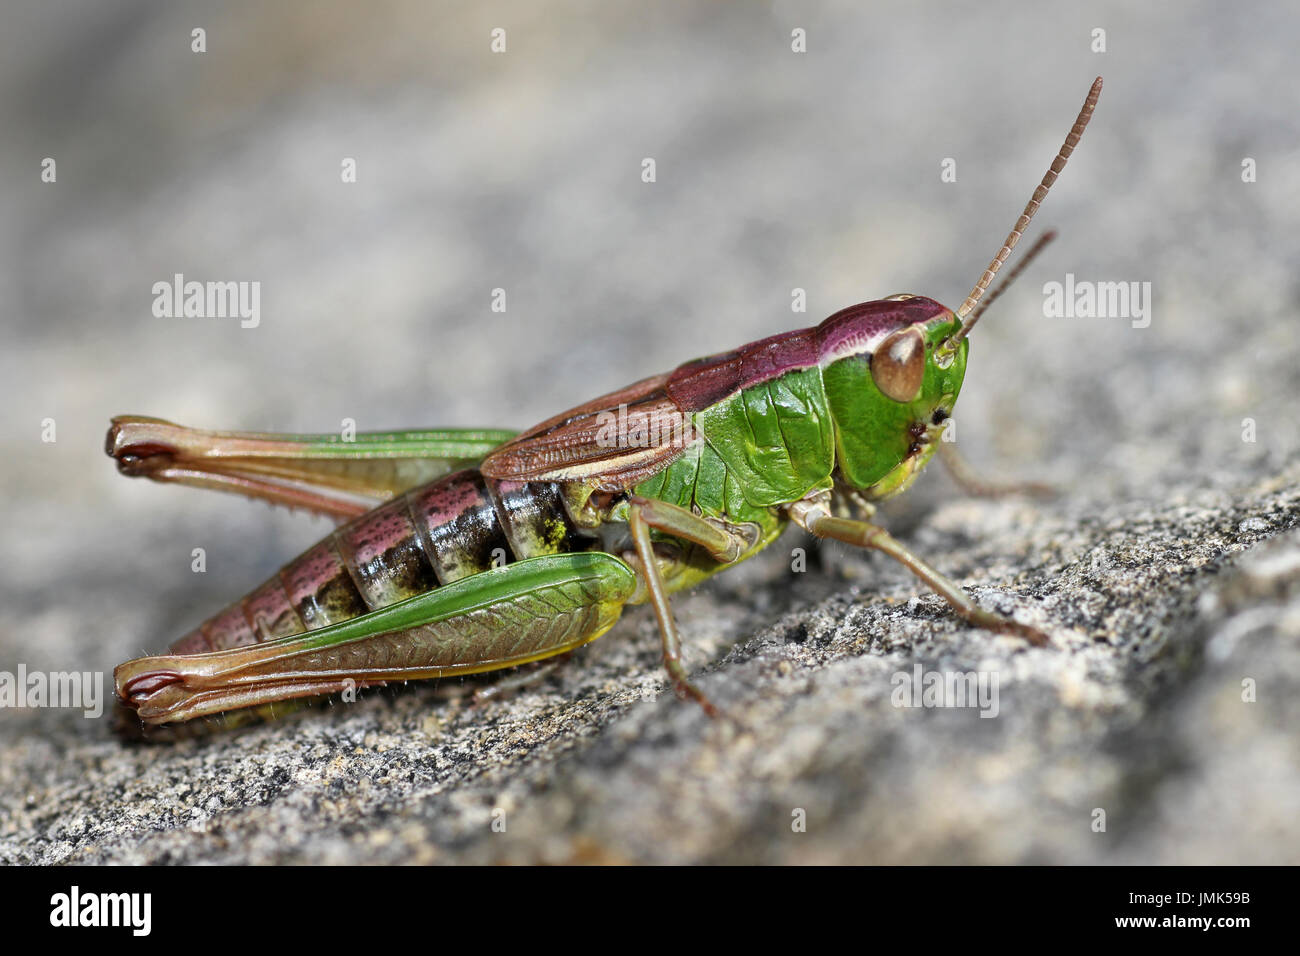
[116,553,637,725]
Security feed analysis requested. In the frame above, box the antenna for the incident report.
[948,76,1102,345]
[958,229,1057,330]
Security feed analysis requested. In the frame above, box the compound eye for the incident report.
[870,327,926,402]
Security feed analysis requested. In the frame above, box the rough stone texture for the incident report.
[1,1,1297,864]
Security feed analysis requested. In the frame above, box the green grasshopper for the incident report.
[109,78,1102,726]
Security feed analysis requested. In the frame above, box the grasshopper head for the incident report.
[816,296,966,500]
[816,76,1103,501]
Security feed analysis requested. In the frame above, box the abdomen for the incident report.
[167,470,596,655]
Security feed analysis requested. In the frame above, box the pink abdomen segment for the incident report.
[167,469,592,655]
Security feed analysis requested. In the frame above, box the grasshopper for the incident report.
[109,78,1102,726]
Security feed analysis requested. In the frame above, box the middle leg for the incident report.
[626,497,759,716]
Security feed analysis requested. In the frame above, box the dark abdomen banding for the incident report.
[408,471,511,584]
[167,469,593,655]
[487,478,593,559]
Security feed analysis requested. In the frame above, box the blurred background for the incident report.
[1,1,1297,864]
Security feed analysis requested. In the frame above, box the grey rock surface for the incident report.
[1,0,1297,864]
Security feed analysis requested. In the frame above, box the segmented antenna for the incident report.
[957,229,1057,329]
[949,76,1102,344]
